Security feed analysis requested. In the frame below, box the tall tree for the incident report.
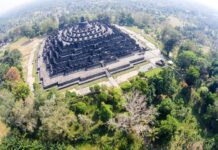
[177,51,197,69]
[38,100,76,141]
[161,26,181,56]
[185,66,200,86]
[4,67,20,81]
[148,68,177,98]
[7,98,37,133]
[109,91,157,137]
[12,82,30,101]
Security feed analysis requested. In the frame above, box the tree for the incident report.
[148,68,177,98]
[0,134,44,150]
[12,82,30,100]
[157,98,174,120]
[38,100,76,141]
[209,81,218,93]
[0,49,22,69]
[203,104,218,133]
[71,102,87,114]
[131,77,156,104]
[4,67,20,81]
[177,51,197,69]
[20,25,35,38]
[98,102,113,122]
[40,17,59,34]
[133,13,153,29]
[161,26,181,56]
[7,98,37,133]
[121,82,132,91]
[109,91,157,137]
[156,115,179,145]
[78,114,93,133]
[209,59,218,77]
[179,40,197,53]
[97,14,111,24]
[0,64,9,81]
[185,66,200,86]
[32,23,41,36]
[117,13,135,26]
[0,89,15,120]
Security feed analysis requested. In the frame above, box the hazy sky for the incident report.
[0,0,217,15]
[0,0,34,15]
[194,0,218,9]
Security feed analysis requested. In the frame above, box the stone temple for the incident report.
[37,17,147,89]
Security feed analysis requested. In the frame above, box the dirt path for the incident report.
[26,43,38,91]
[26,39,44,92]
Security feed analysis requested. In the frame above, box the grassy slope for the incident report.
[144,67,163,77]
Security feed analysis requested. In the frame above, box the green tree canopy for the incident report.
[177,51,197,69]
[98,102,114,122]
[185,66,200,86]
[12,82,30,100]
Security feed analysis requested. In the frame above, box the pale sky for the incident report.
[0,0,34,15]
[0,0,217,15]
[193,0,218,10]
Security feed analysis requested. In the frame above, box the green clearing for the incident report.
[143,67,163,77]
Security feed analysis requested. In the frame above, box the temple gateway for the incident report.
[37,17,147,89]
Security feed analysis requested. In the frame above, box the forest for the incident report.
[0,0,218,149]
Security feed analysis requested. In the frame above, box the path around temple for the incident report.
[72,26,164,95]
[27,39,43,92]
[27,43,37,91]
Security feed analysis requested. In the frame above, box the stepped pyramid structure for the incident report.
[38,17,147,89]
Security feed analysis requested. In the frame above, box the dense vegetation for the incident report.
[0,0,218,149]
[0,45,217,149]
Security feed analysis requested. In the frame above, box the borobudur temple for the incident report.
[37,17,147,89]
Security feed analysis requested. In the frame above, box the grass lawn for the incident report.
[144,67,163,77]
